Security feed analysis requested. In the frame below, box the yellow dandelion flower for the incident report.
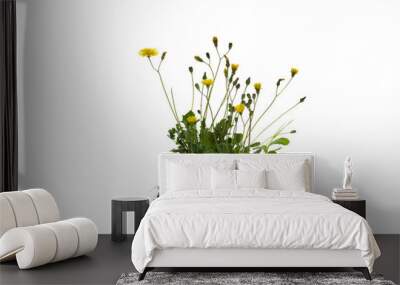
[231,64,239,72]
[290,67,299,77]
[254,82,262,93]
[138,48,159,57]
[202,78,214,87]
[186,115,197,124]
[234,103,245,114]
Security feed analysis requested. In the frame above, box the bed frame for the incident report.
[139,153,372,280]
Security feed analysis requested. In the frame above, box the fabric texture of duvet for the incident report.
[131,190,380,273]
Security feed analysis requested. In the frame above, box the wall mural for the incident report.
[139,37,305,153]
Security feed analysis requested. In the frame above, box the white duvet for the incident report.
[131,189,380,273]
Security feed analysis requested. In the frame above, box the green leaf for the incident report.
[268,146,282,154]
[271,137,290,146]
[214,119,231,141]
[254,148,262,154]
[249,142,261,148]
[233,133,243,144]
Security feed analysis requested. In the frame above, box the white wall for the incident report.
[16,0,400,233]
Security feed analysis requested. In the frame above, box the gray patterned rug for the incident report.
[116,272,396,285]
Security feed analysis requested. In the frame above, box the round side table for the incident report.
[111,197,149,242]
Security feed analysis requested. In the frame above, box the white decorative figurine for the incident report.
[342,156,353,190]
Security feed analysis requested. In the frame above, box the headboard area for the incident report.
[158,153,315,195]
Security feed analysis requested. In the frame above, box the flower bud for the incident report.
[194,56,203,62]
[228,42,233,50]
[276,78,285,87]
[195,83,200,90]
[299,96,306,103]
[236,83,240,89]
[186,115,197,125]
[161,51,167,60]
[253,82,262,93]
[231,63,239,73]
[202,72,207,80]
[188,66,193,73]
[225,56,230,68]
[212,36,218,47]
[246,77,251,85]
[224,68,228,78]
[206,52,210,59]
[291,67,299,77]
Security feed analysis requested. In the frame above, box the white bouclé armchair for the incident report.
[0,189,98,269]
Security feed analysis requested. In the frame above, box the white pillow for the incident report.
[211,168,236,190]
[236,169,267,189]
[166,159,236,192]
[167,162,211,191]
[237,159,309,191]
[266,164,307,191]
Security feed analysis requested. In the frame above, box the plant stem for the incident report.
[148,57,180,123]
[223,87,238,118]
[170,88,179,120]
[203,60,221,122]
[212,76,234,125]
[253,101,302,141]
[247,117,252,146]
[206,62,216,79]
[199,86,204,118]
[230,88,239,104]
[261,120,293,145]
[190,72,195,111]
[252,77,293,130]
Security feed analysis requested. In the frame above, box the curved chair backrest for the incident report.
[0,189,60,237]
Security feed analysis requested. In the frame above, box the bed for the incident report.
[131,153,380,280]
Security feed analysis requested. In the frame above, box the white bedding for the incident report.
[131,189,380,273]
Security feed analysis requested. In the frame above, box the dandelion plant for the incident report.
[138,37,305,153]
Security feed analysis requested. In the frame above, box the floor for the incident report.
[0,234,398,285]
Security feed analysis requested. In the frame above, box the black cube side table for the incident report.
[332,199,366,219]
[111,197,149,242]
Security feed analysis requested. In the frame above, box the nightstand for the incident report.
[111,197,149,241]
[332,199,366,219]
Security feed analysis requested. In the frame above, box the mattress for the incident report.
[131,189,380,273]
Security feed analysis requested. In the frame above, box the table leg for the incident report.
[112,202,126,241]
